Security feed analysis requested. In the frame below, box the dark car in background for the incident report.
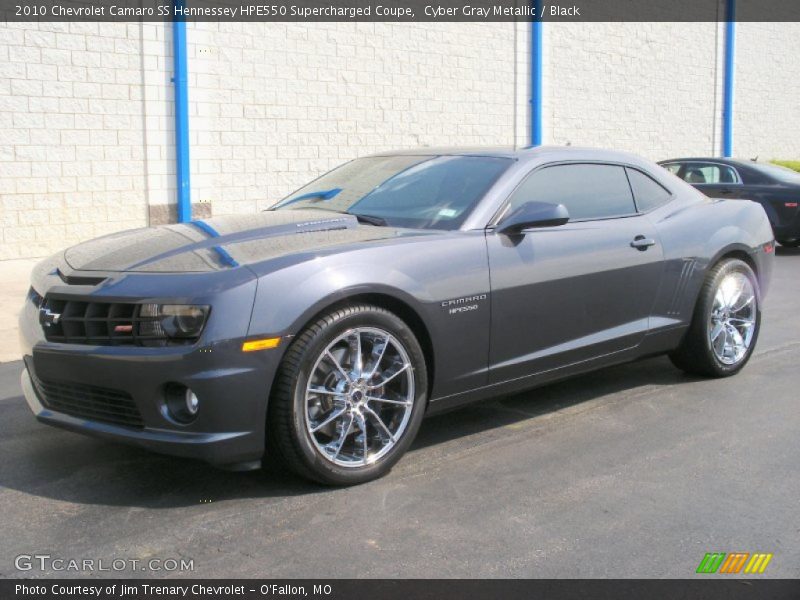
[659,158,800,247]
[20,147,775,485]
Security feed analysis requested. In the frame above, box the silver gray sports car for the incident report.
[20,147,775,485]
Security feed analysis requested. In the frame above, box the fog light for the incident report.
[186,389,199,415]
[164,383,199,424]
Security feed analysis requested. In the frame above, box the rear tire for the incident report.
[669,258,760,378]
[267,304,427,485]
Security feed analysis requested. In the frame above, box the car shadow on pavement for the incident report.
[414,355,697,452]
[0,355,699,509]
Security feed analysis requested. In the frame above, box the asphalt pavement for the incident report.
[1,248,798,579]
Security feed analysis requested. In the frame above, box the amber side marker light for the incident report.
[242,337,281,352]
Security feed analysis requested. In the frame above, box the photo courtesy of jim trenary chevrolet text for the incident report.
[0,0,799,597]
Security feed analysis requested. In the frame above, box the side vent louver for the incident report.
[667,259,696,316]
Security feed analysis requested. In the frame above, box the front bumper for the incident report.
[19,261,281,468]
[20,367,264,467]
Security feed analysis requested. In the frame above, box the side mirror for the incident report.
[496,201,570,235]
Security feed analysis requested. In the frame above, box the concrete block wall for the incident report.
[734,22,800,161]
[187,23,517,215]
[0,22,156,260]
[1,20,799,259]
[542,22,724,159]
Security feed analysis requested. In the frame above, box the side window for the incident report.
[682,163,739,185]
[626,168,672,212]
[662,163,682,175]
[507,163,636,221]
[717,165,740,184]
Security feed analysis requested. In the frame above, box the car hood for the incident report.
[64,210,426,273]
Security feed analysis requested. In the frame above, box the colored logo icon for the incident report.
[696,552,773,574]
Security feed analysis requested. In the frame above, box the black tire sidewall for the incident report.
[698,259,761,376]
[288,307,427,485]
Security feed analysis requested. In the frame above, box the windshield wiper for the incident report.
[350,213,388,227]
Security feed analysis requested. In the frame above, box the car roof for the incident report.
[658,157,758,168]
[367,145,657,168]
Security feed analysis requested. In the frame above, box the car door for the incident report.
[486,163,665,384]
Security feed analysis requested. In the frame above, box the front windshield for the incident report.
[748,162,800,184]
[272,155,512,230]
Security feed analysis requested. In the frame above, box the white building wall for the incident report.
[0,22,156,260]
[734,22,800,160]
[187,22,518,215]
[1,20,799,260]
[513,21,532,148]
[542,22,724,160]
[139,22,179,226]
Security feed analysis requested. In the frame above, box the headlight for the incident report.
[139,304,210,340]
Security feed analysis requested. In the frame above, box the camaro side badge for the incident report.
[39,305,61,327]
[441,294,488,315]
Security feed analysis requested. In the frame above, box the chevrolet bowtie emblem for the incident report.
[39,306,61,327]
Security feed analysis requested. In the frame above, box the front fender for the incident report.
[246,232,492,400]
[251,261,433,338]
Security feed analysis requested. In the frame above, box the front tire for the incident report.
[669,258,760,377]
[268,304,427,485]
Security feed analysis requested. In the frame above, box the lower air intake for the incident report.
[30,372,144,429]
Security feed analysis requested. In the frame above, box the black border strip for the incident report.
[3,0,800,22]
[3,579,800,600]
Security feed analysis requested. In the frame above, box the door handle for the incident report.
[630,235,656,251]
[719,188,735,195]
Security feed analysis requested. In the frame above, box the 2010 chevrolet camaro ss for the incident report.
[20,147,775,484]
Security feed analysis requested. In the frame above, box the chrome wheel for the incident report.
[304,327,414,468]
[708,272,757,365]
